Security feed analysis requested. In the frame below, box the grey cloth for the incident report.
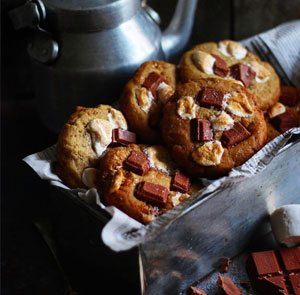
[242,20,300,87]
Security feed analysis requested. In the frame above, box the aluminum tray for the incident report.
[49,140,300,295]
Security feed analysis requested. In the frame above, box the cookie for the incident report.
[120,61,176,143]
[56,104,134,188]
[266,86,300,136]
[179,40,280,111]
[98,144,199,224]
[161,78,267,178]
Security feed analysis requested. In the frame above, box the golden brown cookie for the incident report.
[120,61,176,143]
[179,40,280,111]
[98,144,199,224]
[161,78,268,178]
[56,104,131,188]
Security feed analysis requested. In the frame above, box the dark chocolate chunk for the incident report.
[230,63,256,87]
[221,122,251,147]
[171,171,190,193]
[142,72,165,98]
[197,87,225,110]
[188,286,208,295]
[272,109,299,133]
[212,54,229,77]
[135,181,168,206]
[111,129,136,145]
[219,257,231,273]
[258,276,289,295]
[124,151,150,175]
[217,275,242,295]
[289,273,300,295]
[280,246,300,272]
[190,118,214,142]
[280,86,300,107]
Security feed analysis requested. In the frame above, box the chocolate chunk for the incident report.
[217,275,242,295]
[289,273,300,295]
[142,72,165,98]
[188,286,207,295]
[221,122,251,147]
[135,181,168,206]
[258,276,289,295]
[230,63,256,87]
[197,87,225,110]
[272,109,299,132]
[212,54,229,77]
[171,171,190,193]
[219,257,231,273]
[124,151,150,175]
[280,246,300,272]
[191,118,214,142]
[111,129,136,145]
[280,86,300,107]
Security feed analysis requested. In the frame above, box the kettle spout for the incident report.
[161,0,198,60]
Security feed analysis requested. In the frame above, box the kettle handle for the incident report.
[142,1,161,25]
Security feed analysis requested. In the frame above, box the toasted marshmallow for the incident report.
[87,119,113,157]
[109,169,125,193]
[143,146,175,175]
[192,141,224,166]
[226,92,253,117]
[247,61,270,83]
[170,191,190,206]
[107,109,128,130]
[177,96,199,120]
[136,87,155,113]
[218,41,247,60]
[82,168,99,188]
[157,82,174,104]
[210,111,234,131]
[268,102,286,118]
[192,50,216,75]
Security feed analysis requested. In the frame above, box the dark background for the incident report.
[2,0,300,294]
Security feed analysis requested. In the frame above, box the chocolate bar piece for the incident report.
[111,129,136,145]
[247,247,300,295]
[221,122,251,147]
[124,151,150,175]
[135,181,168,206]
[142,72,165,98]
[217,275,242,295]
[188,286,207,295]
[190,118,214,142]
[230,63,256,87]
[272,109,299,132]
[171,171,190,193]
[212,54,229,77]
[197,87,225,110]
[280,86,300,107]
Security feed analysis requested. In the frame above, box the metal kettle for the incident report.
[9,0,198,133]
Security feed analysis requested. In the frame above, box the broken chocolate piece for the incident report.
[142,72,165,98]
[289,273,300,295]
[171,171,190,193]
[135,181,168,206]
[221,122,251,147]
[258,276,289,295]
[280,246,300,272]
[197,87,225,110]
[212,54,229,77]
[230,63,256,87]
[188,286,207,295]
[190,118,214,142]
[111,129,136,145]
[280,86,300,107]
[217,275,242,295]
[219,257,231,273]
[272,109,299,132]
[124,151,150,175]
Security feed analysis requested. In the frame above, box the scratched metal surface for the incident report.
[139,141,300,295]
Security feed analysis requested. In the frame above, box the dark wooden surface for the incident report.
[1,1,300,294]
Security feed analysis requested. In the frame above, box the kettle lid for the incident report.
[43,0,140,32]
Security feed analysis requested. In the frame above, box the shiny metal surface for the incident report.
[139,141,300,295]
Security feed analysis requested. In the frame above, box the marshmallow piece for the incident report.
[169,191,190,206]
[136,87,155,113]
[107,109,128,130]
[268,102,286,118]
[177,96,199,120]
[82,168,99,188]
[192,141,224,166]
[270,205,300,246]
[192,50,216,75]
[157,82,174,104]
[248,61,270,83]
[210,111,234,131]
[218,41,247,60]
[226,91,253,118]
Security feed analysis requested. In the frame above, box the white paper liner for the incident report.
[23,128,300,251]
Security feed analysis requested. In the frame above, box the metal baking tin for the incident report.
[51,139,300,295]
